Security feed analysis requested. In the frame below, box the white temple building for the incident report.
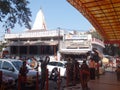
[3,9,105,61]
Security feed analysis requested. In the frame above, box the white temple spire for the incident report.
[32,9,47,30]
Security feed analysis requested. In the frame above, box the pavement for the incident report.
[4,67,120,90]
[63,71,120,90]
[26,66,120,90]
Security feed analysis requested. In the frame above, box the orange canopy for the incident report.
[67,0,120,44]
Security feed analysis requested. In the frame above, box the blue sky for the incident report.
[0,0,93,40]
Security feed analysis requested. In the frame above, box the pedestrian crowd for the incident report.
[2,48,118,90]
[65,48,103,90]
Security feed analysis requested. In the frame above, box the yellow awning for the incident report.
[67,0,120,44]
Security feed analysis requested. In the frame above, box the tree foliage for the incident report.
[86,30,103,40]
[0,0,31,30]
[86,30,120,56]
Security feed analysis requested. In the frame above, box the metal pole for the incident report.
[18,34,20,57]
[45,69,49,90]
[58,68,60,90]
[36,71,39,90]
[27,40,30,57]
[57,27,60,61]
[58,27,60,50]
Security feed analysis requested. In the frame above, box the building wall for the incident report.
[3,30,104,60]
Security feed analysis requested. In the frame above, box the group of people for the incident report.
[19,56,50,90]
[66,58,100,90]
[18,48,102,90]
[65,48,103,90]
[80,48,104,90]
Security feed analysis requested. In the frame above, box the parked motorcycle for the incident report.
[49,67,62,84]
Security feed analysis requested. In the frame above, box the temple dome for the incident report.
[32,9,47,30]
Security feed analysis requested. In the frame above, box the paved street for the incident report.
[63,72,120,90]
[4,68,120,90]
[88,72,120,90]
[25,66,120,90]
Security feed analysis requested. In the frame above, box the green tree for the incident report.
[103,44,120,56]
[0,0,31,30]
[86,30,103,40]
[87,30,120,56]
[118,48,120,56]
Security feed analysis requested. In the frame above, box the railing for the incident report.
[92,38,105,48]
[4,30,64,39]
[60,40,91,49]
[8,40,58,46]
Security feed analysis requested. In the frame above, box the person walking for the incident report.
[74,60,80,84]
[66,57,74,86]
[92,48,103,79]
[89,58,96,80]
[40,56,50,90]
[95,62,100,79]
[80,60,90,90]
[115,65,120,81]
[19,61,28,90]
